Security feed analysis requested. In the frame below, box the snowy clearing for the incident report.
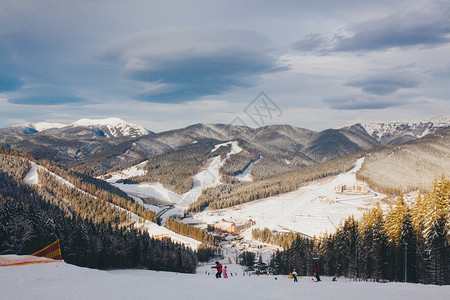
[1,260,448,300]
[194,158,387,238]
[23,162,40,185]
[105,160,148,181]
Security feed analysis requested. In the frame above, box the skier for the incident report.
[211,261,222,278]
[223,266,228,279]
[313,264,321,282]
[292,269,298,282]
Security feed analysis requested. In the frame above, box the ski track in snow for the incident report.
[1,259,449,300]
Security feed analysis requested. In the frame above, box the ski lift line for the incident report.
[327,216,338,229]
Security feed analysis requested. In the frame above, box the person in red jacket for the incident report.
[212,261,222,278]
[313,264,321,282]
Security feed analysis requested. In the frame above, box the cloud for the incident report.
[294,7,450,53]
[101,29,288,103]
[7,86,90,105]
[0,76,23,92]
[345,72,421,95]
[292,34,331,53]
[8,95,88,105]
[323,93,424,110]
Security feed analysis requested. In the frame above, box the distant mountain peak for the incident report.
[0,117,151,138]
[9,121,66,134]
[335,115,450,145]
[335,115,450,129]
[71,117,129,127]
[33,122,66,131]
[69,118,150,138]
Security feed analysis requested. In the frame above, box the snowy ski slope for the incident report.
[194,158,387,238]
[1,259,448,300]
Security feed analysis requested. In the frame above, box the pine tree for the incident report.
[400,209,417,282]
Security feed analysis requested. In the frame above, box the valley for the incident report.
[1,116,449,286]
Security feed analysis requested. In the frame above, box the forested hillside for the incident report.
[357,128,450,194]
[0,147,197,272]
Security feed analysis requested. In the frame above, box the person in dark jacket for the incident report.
[212,261,223,278]
[292,269,298,282]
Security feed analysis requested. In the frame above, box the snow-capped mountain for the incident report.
[67,118,150,138]
[0,122,66,135]
[335,116,450,145]
[0,118,151,139]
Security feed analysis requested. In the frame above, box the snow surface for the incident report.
[33,122,66,131]
[106,160,148,181]
[194,158,387,238]
[24,162,40,185]
[13,122,66,132]
[1,259,449,300]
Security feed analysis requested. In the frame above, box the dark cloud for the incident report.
[294,7,450,53]
[0,76,23,92]
[130,51,285,102]
[292,34,330,52]
[8,96,88,105]
[101,29,288,103]
[346,72,421,95]
[323,95,413,110]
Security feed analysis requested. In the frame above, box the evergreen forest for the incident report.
[265,175,450,285]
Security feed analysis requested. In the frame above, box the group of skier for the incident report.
[211,261,228,278]
[289,264,322,282]
[212,261,327,282]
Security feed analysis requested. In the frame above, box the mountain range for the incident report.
[0,116,448,180]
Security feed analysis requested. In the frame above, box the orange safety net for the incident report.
[0,239,62,266]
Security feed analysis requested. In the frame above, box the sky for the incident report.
[0,0,449,132]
